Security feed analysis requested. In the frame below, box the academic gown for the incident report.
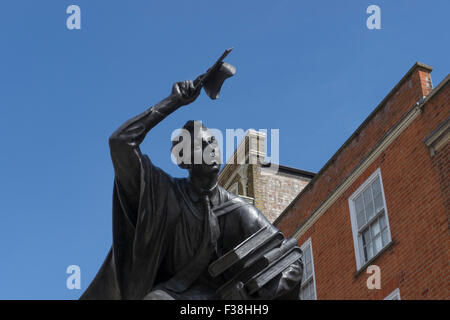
[80,107,302,300]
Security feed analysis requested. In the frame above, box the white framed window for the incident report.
[299,238,317,300]
[228,182,238,195]
[384,288,401,300]
[349,168,392,270]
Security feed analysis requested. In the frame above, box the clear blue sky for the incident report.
[0,0,448,299]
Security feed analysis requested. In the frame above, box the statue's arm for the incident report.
[108,81,201,221]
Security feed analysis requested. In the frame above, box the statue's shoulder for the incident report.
[172,177,190,194]
[141,154,179,185]
[216,186,266,221]
[217,186,251,208]
[218,187,277,234]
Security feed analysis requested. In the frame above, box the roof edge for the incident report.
[274,62,435,226]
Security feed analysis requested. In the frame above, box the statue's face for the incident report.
[189,128,221,177]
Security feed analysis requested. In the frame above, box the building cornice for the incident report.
[291,96,426,239]
[286,76,450,239]
[276,72,449,239]
[274,62,436,227]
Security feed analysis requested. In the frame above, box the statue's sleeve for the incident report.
[83,98,182,300]
[108,107,168,226]
[81,107,175,300]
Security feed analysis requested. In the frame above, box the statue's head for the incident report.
[171,120,221,177]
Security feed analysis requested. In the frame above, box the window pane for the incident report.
[359,236,366,261]
[306,282,312,298]
[372,177,381,196]
[302,244,313,281]
[379,213,386,229]
[299,242,316,300]
[364,188,375,220]
[362,230,371,262]
[371,219,381,238]
[355,196,365,227]
[372,177,381,197]
[301,280,314,300]
[308,281,315,300]
[373,235,382,254]
[367,243,374,260]
[373,193,384,213]
[305,261,312,278]
[362,228,371,262]
[372,178,384,213]
[356,210,365,229]
[362,228,371,246]
[382,229,390,246]
[309,288,314,300]
[304,246,311,263]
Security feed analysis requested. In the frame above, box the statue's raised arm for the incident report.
[108,80,201,223]
[81,49,302,301]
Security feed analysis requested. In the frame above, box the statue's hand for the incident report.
[171,80,201,107]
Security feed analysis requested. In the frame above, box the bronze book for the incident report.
[208,226,278,278]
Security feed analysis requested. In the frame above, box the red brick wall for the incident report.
[276,65,449,299]
[432,143,449,221]
[276,64,434,236]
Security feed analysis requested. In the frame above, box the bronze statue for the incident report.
[80,50,303,300]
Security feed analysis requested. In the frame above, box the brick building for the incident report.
[218,130,315,223]
[273,62,449,300]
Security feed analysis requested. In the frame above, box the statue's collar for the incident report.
[186,179,220,206]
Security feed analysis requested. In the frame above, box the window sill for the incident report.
[354,240,396,278]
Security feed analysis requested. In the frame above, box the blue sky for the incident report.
[0,0,448,299]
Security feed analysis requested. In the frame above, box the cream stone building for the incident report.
[218,130,314,222]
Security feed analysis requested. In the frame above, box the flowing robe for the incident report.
[80,107,302,300]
